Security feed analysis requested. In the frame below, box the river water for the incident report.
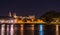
[0,24,60,35]
[38,24,60,35]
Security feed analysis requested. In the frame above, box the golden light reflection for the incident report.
[56,25,59,35]
[21,24,24,35]
[31,24,34,35]
[31,25,34,30]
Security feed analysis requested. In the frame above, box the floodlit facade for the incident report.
[0,12,60,35]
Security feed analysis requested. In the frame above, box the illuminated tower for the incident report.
[9,12,12,17]
[13,12,17,18]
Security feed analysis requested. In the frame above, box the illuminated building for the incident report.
[0,12,59,35]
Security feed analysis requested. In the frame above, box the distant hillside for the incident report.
[40,11,60,22]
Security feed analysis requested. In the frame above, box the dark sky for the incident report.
[0,0,60,18]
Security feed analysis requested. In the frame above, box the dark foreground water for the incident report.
[0,24,60,35]
[25,24,59,35]
[38,24,60,35]
[39,24,56,35]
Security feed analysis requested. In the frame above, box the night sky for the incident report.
[0,0,60,18]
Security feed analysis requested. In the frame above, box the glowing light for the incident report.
[1,24,5,35]
[7,25,9,35]
[1,20,5,23]
[10,24,14,35]
[31,25,34,35]
[56,25,59,35]
[31,25,34,30]
[40,24,44,35]
[9,19,14,23]
[21,24,24,35]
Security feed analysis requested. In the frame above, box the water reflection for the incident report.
[39,24,44,35]
[7,25,9,35]
[1,24,5,35]
[10,24,14,35]
[0,24,60,35]
[56,25,59,35]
